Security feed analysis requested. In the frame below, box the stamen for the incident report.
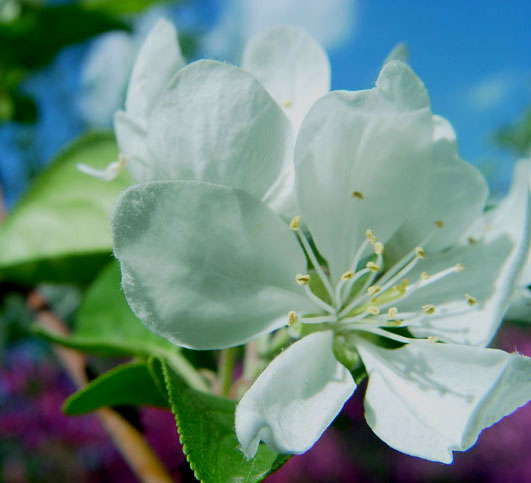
[434,220,445,228]
[415,246,425,259]
[420,271,431,280]
[465,293,477,306]
[455,263,465,272]
[386,319,403,327]
[284,100,294,108]
[427,335,439,343]
[367,285,381,297]
[367,305,380,315]
[77,153,127,181]
[344,326,425,345]
[350,238,370,271]
[365,229,377,244]
[295,273,310,285]
[303,285,337,315]
[366,261,380,272]
[289,216,300,231]
[352,191,364,200]
[341,270,354,280]
[374,242,384,255]
[422,304,436,315]
[387,307,398,319]
[288,311,298,326]
[468,237,477,245]
[301,315,338,324]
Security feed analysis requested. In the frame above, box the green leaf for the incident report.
[0,132,131,285]
[160,359,290,483]
[63,360,168,415]
[81,0,176,15]
[34,261,209,393]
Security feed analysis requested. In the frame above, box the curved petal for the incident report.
[148,60,292,200]
[242,25,330,133]
[236,331,355,458]
[125,18,185,123]
[112,181,313,350]
[295,61,433,283]
[387,115,488,260]
[356,339,531,463]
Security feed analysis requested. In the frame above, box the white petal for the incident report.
[148,60,292,200]
[236,331,355,458]
[125,18,185,123]
[387,115,488,260]
[242,25,330,133]
[113,110,153,182]
[112,181,313,350]
[356,339,531,463]
[295,61,433,283]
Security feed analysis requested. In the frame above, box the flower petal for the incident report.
[147,60,292,200]
[242,25,330,133]
[236,331,355,458]
[356,338,531,463]
[112,180,312,349]
[295,61,433,283]
[125,18,185,123]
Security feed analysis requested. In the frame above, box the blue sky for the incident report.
[1,0,530,205]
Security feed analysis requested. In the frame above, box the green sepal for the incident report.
[332,334,361,371]
[62,360,168,415]
[158,358,290,483]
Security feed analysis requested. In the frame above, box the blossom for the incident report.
[111,54,531,463]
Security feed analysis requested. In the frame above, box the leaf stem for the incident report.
[219,347,238,397]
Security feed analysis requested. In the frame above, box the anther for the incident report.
[367,285,381,296]
[367,305,380,315]
[465,294,477,306]
[352,191,364,200]
[455,263,465,272]
[427,335,439,343]
[415,247,425,259]
[420,272,431,280]
[374,242,384,255]
[296,273,310,285]
[365,229,376,244]
[387,307,398,319]
[468,237,477,245]
[422,304,436,315]
[366,261,380,272]
[288,311,298,326]
[434,220,445,229]
[341,270,354,280]
[289,216,300,231]
[387,320,403,327]
[284,100,294,108]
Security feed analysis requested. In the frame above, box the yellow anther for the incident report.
[367,285,381,296]
[365,229,376,244]
[367,305,380,315]
[427,335,439,343]
[288,311,298,326]
[374,241,384,255]
[289,216,300,231]
[455,263,465,272]
[465,293,477,306]
[420,271,431,280]
[341,270,354,280]
[295,273,310,285]
[387,319,403,327]
[387,307,398,319]
[366,261,380,272]
[422,304,436,315]
[352,191,364,200]
[284,100,294,108]
[415,246,425,259]
[468,237,478,245]
[434,220,445,229]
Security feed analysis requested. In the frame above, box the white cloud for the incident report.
[204,0,356,60]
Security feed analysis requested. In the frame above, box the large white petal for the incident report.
[295,61,433,283]
[387,115,488,260]
[112,181,313,350]
[125,18,185,123]
[236,331,355,458]
[148,60,292,200]
[242,25,330,133]
[356,339,531,463]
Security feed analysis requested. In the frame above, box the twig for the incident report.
[27,292,173,483]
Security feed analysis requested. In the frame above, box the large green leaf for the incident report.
[34,261,208,392]
[160,359,290,483]
[63,360,168,415]
[0,132,131,285]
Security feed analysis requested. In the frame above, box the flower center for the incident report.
[288,216,475,345]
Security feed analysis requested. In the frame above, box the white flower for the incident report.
[111,59,531,463]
